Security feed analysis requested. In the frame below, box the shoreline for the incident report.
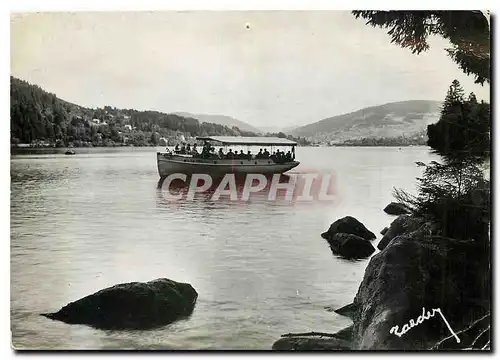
[273,209,490,351]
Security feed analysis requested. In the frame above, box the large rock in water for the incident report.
[272,327,353,351]
[272,337,351,351]
[377,215,424,251]
[322,216,376,241]
[333,303,356,318]
[325,233,375,259]
[383,202,409,215]
[351,225,490,350]
[42,278,198,330]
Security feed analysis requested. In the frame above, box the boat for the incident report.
[65,149,76,155]
[157,136,300,177]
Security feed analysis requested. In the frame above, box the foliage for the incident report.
[427,81,490,162]
[352,11,490,84]
[393,80,490,243]
[11,76,309,148]
[264,131,310,146]
[11,77,291,147]
[335,131,427,147]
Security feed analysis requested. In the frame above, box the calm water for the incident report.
[10,146,435,350]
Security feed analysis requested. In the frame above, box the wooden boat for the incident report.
[65,149,76,155]
[157,136,299,177]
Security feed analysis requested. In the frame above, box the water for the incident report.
[10,146,436,350]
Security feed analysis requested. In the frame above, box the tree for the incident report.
[352,11,490,84]
[394,80,490,244]
[150,132,159,145]
[427,80,490,162]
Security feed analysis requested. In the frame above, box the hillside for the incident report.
[10,77,258,147]
[174,112,262,134]
[291,100,442,143]
[259,125,299,134]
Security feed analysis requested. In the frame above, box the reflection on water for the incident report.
[11,146,436,349]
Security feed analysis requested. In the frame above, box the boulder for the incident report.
[326,233,376,259]
[273,327,354,350]
[383,202,410,215]
[431,313,490,350]
[377,215,424,251]
[351,225,490,350]
[333,303,356,318]
[272,336,351,351]
[321,216,376,241]
[332,325,354,341]
[42,278,198,330]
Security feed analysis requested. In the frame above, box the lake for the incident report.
[10,146,436,350]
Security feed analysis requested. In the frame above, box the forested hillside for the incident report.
[10,77,257,147]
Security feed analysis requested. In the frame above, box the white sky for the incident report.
[11,11,490,128]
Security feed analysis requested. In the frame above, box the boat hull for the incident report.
[157,152,299,177]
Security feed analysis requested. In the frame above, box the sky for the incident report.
[11,11,490,128]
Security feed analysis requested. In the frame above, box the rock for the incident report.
[380,227,389,235]
[321,216,376,241]
[42,278,198,330]
[383,202,410,215]
[377,215,424,251]
[332,325,354,341]
[272,336,351,351]
[334,303,356,318]
[432,313,490,350]
[326,233,376,259]
[351,225,490,350]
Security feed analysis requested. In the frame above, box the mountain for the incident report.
[291,100,442,143]
[174,112,262,134]
[259,125,300,134]
[10,76,258,147]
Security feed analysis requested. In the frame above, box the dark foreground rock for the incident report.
[331,325,354,341]
[431,313,490,350]
[273,329,353,351]
[272,337,351,351]
[380,227,389,235]
[383,202,409,215]
[333,303,356,318]
[42,278,198,330]
[321,216,376,241]
[325,233,375,259]
[377,215,424,250]
[351,225,490,350]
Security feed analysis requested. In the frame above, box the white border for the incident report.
[3,1,498,359]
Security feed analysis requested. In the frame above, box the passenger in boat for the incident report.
[218,148,225,159]
[285,151,292,162]
[275,150,284,164]
[270,151,276,162]
[263,148,270,158]
[226,149,234,159]
[201,143,211,158]
[238,150,245,159]
[180,143,186,154]
[280,151,288,164]
[247,151,252,160]
[174,144,179,152]
[256,149,263,159]
[192,144,198,154]
[186,144,191,152]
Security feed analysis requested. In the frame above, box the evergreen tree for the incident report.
[394,80,490,243]
[427,80,490,162]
